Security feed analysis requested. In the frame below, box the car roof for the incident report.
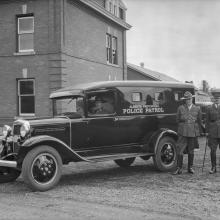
[50,80,195,98]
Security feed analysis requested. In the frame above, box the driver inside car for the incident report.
[90,96,114,114]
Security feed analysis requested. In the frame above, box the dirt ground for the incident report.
[0,137,220,220]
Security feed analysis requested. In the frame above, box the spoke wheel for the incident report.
[153,137,177,171]
[114,157,135,168]
[31,153,58,185]
[22,146,62,191]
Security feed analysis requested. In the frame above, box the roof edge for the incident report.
[77,0,132,30]
[127,63,179,82]
[127,64,160,81]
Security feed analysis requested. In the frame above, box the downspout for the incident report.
[122,30,127,80]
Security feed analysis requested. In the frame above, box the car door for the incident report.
[85,89,119,149]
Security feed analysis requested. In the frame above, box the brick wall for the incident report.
[0,0,61,125]
[61,0,125,87]
[0,0,127,125]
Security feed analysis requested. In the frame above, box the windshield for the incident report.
[53,96,84,117]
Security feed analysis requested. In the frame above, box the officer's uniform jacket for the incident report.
[177,104,202,137]
[206,104,220,138]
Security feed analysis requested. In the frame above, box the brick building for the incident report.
[0,0,131,125]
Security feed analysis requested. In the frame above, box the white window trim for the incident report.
[18,16,34,53]
[18,37,34,53]
[106,33,118,65]
[18,17,34,34]
[112,36,118,64]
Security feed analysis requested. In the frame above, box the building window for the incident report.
[132,92,142,102]
[113,5,117,16]
[17,16,34,52]
[18,79,35,115]
[106,34,111,63]
[109,2,112,13]
[112,36,118,64]
[106,34,118,65]
[119,7,124,19]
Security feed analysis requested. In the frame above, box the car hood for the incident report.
[14,116,70,127]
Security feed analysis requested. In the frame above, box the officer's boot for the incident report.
[172,155,183,175]
[188,154,195,174]
[209,151,217,174]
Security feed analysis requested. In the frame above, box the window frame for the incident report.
[112,36,118,65]
[131,92,142,102]
[17,15,34,53]
[106,34,112,64]
[113,5,117,16]
[86,90,116,117]
[17,78,35,116]
[106,34,118,65]
[119,7,124,19]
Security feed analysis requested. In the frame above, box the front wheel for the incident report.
[114,157,135,168]
[22,145,62,191]
[153,137,177,171]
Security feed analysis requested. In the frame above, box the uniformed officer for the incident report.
[173,91,202,175]
[206,96,220,174]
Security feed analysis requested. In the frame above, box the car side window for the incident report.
[87,91,115,116]
[154,88,176,113]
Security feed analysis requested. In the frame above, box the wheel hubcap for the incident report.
[31,153,57,185]
[161,143,175,165]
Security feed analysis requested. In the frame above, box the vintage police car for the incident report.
[0,81,195,191]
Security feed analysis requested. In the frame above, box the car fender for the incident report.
[153,129,178,155]
[17,135,93,167]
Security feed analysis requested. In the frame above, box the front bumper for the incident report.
[0,159,17,168]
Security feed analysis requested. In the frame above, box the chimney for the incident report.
[140,62,144,68]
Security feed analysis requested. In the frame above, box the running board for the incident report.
[84,152,154,162]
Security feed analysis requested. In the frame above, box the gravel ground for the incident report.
[0,137,220,220]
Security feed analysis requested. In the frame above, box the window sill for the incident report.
[13,51,36,56]
[14,115,36,120]
[106,62,119,67]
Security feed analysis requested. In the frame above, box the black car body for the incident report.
[0,81,195,191]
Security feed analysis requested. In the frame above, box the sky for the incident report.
[123,0,220,89]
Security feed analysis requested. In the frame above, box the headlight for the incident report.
[20,121,30,138]
[2,125,12,137]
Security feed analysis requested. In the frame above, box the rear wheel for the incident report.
[114,157,135,168]
[22,145,62,191]
[153,137,177,171]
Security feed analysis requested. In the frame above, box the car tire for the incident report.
[114,157,135,168]
[153,136,177,171]
[0,167,21,183]
[22,145,62,191]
